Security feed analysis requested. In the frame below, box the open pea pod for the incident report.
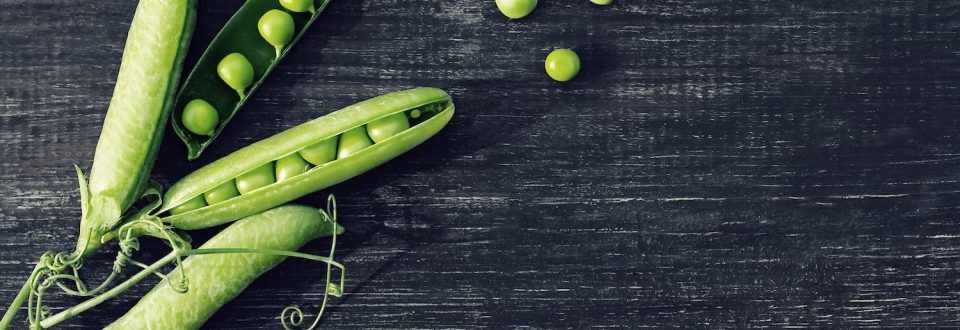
[173,0,332,160]
[159,87,455,230]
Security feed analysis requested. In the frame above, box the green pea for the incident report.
[590,0,612,4]
[280,0,315,14]
[298,135,338,165]
[181,99,219,136]
[495,0,537,19]
[204,180,239,205]
[169,195,206,215]
[545,48,580,82]
[337,126,373,159]
[258,9,295,59]
[366,112,410,144]
[276,153,310,182]
[236,163,275,194]
[217,53,254,98]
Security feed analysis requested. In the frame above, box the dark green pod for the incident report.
[172,0,332,160]
[160,87,454,230]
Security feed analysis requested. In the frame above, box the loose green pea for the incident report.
[204,180,239,205]
[298,135,338,165]
[337,126,373,159]
[366,112,410,144]
[590,0,612,4]
[217,53,254,98]
[276,153,310,182]
[545,48,581,82]
[258,9,295,59]
[280,0,315,14]
[236,163,275,194]
[181,99,219,136]
[169,195,206,215]
[495,0,537,19]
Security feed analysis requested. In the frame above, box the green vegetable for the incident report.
[168,195,206,215]
[236,162,275,194]
[181,99,219,136]
[105,205,342,330]
[0,1,198,326]
[217,52,255,97]
[337,126,373,159]
[258,9,295,58]
[298,135,338,165]
[495,0,537,19]
[367,112,411,143]
[590,0,612,4]
[171,0,333,160]
[75,0,198,258]
[204,180,240,205]
[545,48,580,82]
[159,87,455,230]
[280,0,316,13]
[276,153,310,182]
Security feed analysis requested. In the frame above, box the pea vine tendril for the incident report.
[3,194,345,329]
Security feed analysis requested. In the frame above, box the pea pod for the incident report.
[77,0,197,257]
[172,0,332,160]
[159,87,454,230]
[105,205,343,330]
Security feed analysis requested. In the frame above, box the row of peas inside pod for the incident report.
[181,0,318,137]
[169,103,440,215]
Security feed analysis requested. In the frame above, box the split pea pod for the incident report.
[159,87,455,230]
[172,0,332,160]
[77,0,197,257]
[105,205,342,330]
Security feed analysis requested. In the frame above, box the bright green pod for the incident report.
[298,135,338,165]
[276,153,310,182]
[367,112,410,143]
[172,0,333,160]
[236,163,275,194]
[106,205,343,330]
[204,180,239,205]
[159,87,455,230]
[337,126,373,159]
[77,0,197,257]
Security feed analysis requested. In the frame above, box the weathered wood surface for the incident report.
[2,0,960,328]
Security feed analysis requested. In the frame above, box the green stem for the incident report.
[38,252,178,329]
[0,262,44,329]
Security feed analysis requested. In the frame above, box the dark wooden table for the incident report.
[3,0,960,328]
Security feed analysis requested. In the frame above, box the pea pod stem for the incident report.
[0,262,44,329]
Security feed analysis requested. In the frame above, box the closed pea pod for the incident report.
[172,0,333,160]
[106,205,343,330]
[159,87,455,230]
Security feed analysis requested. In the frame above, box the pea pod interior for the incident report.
[160,87,455,230]
[172,0,332,160]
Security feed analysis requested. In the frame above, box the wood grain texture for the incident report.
[2,0,960,328]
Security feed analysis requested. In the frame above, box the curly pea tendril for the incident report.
[2,194,344,330]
